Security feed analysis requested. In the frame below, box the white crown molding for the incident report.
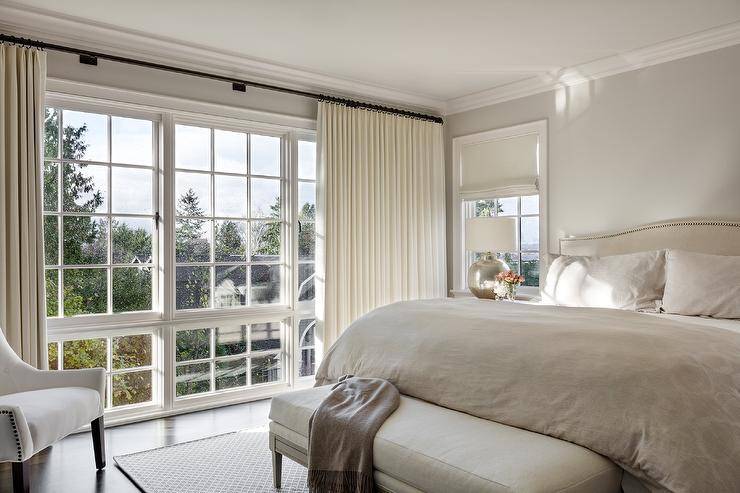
[2,2,738,119]
[444,21,740,115]
[0,2,446,114]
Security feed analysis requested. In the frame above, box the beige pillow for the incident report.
[543,250,666,311]
[662,250,740,319]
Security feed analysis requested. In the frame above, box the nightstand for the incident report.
[449,289,541,303]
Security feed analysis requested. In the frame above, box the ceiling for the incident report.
[3,0,740,112]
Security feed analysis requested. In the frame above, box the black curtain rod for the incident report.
[0,34,443,124]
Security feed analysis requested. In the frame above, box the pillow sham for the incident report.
[662,250,740,319]
[542,250,666,311]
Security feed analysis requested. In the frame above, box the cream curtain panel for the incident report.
[317,102,446,347]
[0,44,47,367]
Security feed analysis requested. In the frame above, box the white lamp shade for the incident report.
[465,216,517,253]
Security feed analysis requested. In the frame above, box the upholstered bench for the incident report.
[269,386,622,493]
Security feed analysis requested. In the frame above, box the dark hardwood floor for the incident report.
[0,399,271,493]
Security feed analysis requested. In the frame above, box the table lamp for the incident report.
[465,216,517,299]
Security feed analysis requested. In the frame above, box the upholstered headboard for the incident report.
[559,219,740,257]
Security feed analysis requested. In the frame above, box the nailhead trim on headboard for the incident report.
[0,409,23,461]
[562,220,740,243]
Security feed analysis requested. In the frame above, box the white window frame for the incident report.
[47,326,160,412]
[171,319,286,402]
[461,196,541,289]
[292,132,318,384]
[43,98,163,331]
[44,81,320,424]
[169,114,291,316]
[451,120,548,296]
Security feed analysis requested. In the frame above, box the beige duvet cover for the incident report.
[315,299,740,493]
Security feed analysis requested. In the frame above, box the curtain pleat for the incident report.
[0,44,47,367]
[317,102,446,348]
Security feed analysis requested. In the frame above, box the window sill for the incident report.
[449,288,541,303]
[47,311,163,335]
[47,304,298,336]
[172,304,293,323]
[170,380,290,412]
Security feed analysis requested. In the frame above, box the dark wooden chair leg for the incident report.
[12,460,29,493]
[91,416,106,470]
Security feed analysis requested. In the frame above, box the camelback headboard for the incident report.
[559,219,740,257]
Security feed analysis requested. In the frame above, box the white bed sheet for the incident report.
[641,311,740,334]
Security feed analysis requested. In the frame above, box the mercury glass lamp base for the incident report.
[467,254,510,300]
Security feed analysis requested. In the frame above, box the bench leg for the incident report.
[269,432,283,488]
[91,416,106,470]
[272,449,283,488]
[12,460,29,493]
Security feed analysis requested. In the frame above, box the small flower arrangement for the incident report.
[494,271,525,300]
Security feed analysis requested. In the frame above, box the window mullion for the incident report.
[150,121,161,317]
[162,113,176,320]
[106,336,113,409]
[210,128,216,310]
[210,325,216,392]
[107,171,113,315]
[246,133,252,308]
[246,322,252,386]
[57,108,64,316]
[107,114,113,313]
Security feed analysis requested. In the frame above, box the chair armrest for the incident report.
[0,405,33,462]
[21,369,106,415]
[0,336,105,415]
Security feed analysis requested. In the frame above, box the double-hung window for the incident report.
[452,120,548,295]
[42,93,319,421]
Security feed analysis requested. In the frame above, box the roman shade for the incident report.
[459,133,538,199]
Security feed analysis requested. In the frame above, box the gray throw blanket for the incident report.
[308,376,400,493]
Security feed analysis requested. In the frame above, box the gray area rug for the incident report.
[114,428,309,492]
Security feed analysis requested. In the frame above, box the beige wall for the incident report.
[444,44,740,289]
[46,51,318,120]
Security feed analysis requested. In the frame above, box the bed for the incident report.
[270,219,740,493]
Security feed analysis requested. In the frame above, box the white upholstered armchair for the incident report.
[0,330,106,493]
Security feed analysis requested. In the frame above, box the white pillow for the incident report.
[543,250,666,311]
[662,250,740,319]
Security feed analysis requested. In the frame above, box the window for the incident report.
[452,120,547,293]
[463,195,540,287]
[297,140,317,303]
[43,108,157,318]
[297,318,316,377]
[294,138,318,378]
[174,125,283,310]
[174,321,284,398]
[48,332,156,409]
[42,93,320,421]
